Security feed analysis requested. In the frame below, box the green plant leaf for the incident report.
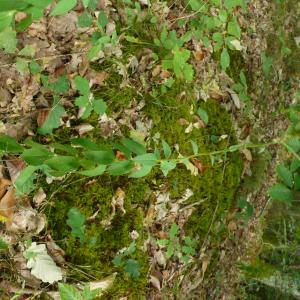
[133,153,157,167]
[169,223,178,240]
[261,53,273,76]
[129,164,152,178]
[97,11,108,28]
[166,243,174,258]
[19,45,35,57]
[74,76,90,96]
[290,158,300,172]
[162,140,171,159]
[285,138,300,153]
[220,48,230,71]
[121,138,146,155]
[15,57,29,74]
[124,259,140,279]
[67,207,86,242]
[38,101,65,135]
[71,138,100,150]
[0,1,29,12]
[84,150,115,165]
[50,0,77,16]
[29,60,42,74]
[294,173,300,190]
[108,160,134,175]
[0,27,17,53]
[94,99,107,115]
[78,165,106,176]
[276,164,293,188]
[0,237,8,250]
[44,155,80,173]
[14,166,38,195]
[227,17,241,39]
[21,146,54,165]
[190,140,198,155]
[268,183,293,203]
[0,11,14,31]
[82,0,90,8]
[197,108,209,125]
[0,135,23,152]
[160,160,177,176]
[78,11,93,28]
[59,283,82,300]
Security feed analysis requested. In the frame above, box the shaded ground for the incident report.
[0,0,299,299]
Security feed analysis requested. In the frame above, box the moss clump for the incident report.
[45,81,242,298]
[45,175,150,299]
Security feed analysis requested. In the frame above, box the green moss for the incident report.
[44,81,242,297]
[45,174,149,299]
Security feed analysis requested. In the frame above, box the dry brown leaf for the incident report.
[0,186,15,223]
[160,69,171,79]
[150,275,161,291]
[6,157,27,183]
[37,109,50,127]
[193,51,205,61]
[33,187,46,207]
[86,70,108,87]
[46,234,65,265]
[75,123,94,136]
[191,158,208,175]
[242,149,252,161]
[116,151,126,160]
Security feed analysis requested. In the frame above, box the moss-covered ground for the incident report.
[43,78,243,298]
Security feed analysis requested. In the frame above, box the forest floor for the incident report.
[0,0,299,299]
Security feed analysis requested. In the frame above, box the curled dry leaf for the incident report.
[37,109,50,127]
[242,149,252,161]
[7,208,46,234]
[89,273,117,292]
[193,50,205,61]
[191,158,208,175]
[33,187,46,207]
[13,252,42,288]
[0,179,15,227]
[75,123,94,136]
[46,234,65,265]
[6,157,26,183]
[150,275,161,291]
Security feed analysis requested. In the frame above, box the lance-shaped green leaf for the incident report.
[44,155,80,173]
[0,135,23,152]
[50,0,77,16]
[84,150,115,165]
[21,146,54,166]
[78,165,106,176]
[108,160,134,175]
[121,138,146,155]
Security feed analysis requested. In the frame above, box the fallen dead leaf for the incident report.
[193,51,205,61]
[160,69,171,79]
[150,275,161,291]
[191,158,208,175]
[0,182,15,225]
[6,157,27,183]
[46,234,65,265]
[75,123,94,136]
[33,187,46,207]
[37,109,50,127]
[242,149,252,161]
